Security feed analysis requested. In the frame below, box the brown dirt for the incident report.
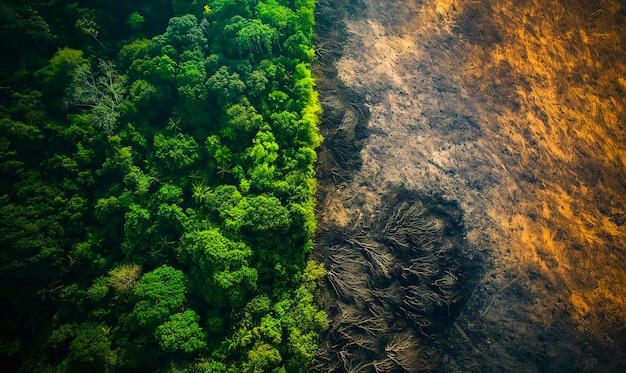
[313,0,626,371]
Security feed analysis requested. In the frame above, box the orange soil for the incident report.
[316,0,626,370]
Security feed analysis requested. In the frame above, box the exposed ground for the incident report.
[313,0,626,371]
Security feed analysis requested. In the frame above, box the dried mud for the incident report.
[313,0,626,371]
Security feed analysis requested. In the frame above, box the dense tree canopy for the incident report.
[0,0,325,371]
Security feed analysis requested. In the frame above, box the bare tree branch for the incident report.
[67,60,126,134]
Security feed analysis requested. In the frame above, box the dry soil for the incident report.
[313,0,626,371]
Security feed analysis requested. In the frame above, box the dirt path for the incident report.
[313,0,626,371]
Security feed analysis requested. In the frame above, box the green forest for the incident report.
[0,0,326,371]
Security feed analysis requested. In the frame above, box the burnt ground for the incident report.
[312,0,626,372]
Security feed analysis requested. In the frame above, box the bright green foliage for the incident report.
[244,342,282,373]
[180,229,257,307]
[222,99,263,142]
[281,260,328,371]
[214,145,233,166]
[236,19,278,58]
[37,48,87,111]
[284,30,314,62]
[119,39,154,70]
[293,63,315,107]
[298,94,323,147]
[178,60,207,89]
[244,69,269,99]
[155,183,184,205]
[227,327,254,351]
[124,203,151,243]
[129,79,157,107]
[295,0,316,40]
[155,310,207,353]
[86,276,110,301]
[248,129,279,165]
[257,0,297,33]
[131,265,187,328]
[0,0,325,371]
[244,194,291,232]
[124,165,151,194]
[149,55,177,81]
[128,12,145,30]
[259,315,282,344]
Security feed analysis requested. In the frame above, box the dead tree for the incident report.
[403,284,446,313]
[384,334,426,372]
[401,255,441,281]
[67,60,125,134]
[382,202,444,254]
[372,358,396,373]
[348,238,393,280]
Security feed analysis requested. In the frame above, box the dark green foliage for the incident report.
[67,322,117,370]
[207,65,246,105]
[36,48,88,113]
[153,133,200,173]
[157,14,206,53]
[208,0,254,19]
[0,0,324,371]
